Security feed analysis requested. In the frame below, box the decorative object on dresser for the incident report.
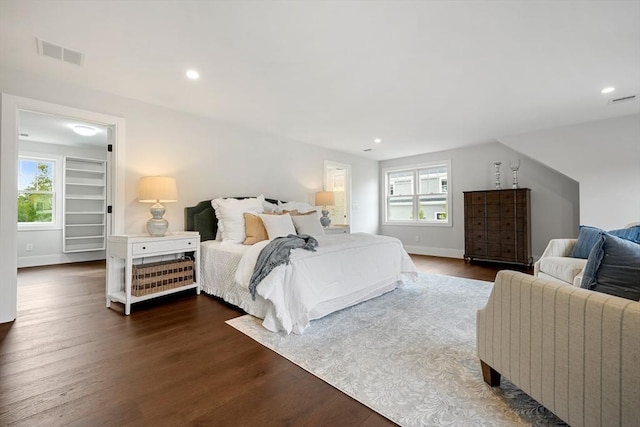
[492,161,502,189]
[106,232,200,315]
[509,159,520,188]
[315,190,335,228]
[463,188,532,266]
[137,176,178,237]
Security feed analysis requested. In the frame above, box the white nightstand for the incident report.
[106,232,200,315]
[324,225,350,235]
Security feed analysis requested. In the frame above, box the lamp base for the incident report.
[320,209,331,228]
[147,202,168,237]
[147,218,168,237]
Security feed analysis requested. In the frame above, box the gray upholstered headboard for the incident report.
[184,197,283,242]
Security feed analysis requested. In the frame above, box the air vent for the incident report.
[36,38,85,66]
[609,94,638,105]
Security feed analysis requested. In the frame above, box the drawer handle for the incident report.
[142,246,146,250]
[188,242,192,245]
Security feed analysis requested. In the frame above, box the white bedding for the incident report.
[200,233,417,333]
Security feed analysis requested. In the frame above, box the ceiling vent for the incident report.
[609,94,638,105]
[36,38,85,66]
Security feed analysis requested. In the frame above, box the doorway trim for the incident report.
[1,94,126,323]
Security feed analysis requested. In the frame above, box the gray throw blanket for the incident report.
[248,234,318,299]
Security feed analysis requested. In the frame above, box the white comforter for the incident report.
[234,233,417,334]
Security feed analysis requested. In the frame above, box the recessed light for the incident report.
[601,87,615,94]
[71,125,98,136]
[186,69,200,80]
[374,138,382,143]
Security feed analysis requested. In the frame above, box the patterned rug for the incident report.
[226,273,566,426]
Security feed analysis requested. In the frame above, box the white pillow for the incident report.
[263,200,282,214]
[259,213,296,239]
[211,195,265,243]
[278,200,315,214]
[291,214,324,237]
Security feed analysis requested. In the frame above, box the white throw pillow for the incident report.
[278,200,315,214]
[262,200,282,214]
[259,213,296,239]
[211,195,265,243]
[291,214,325,237]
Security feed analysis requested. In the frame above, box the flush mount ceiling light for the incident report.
[601,87,615,94]
[186,69,200,80]
[71,124,98,136]
[374,138,382,143]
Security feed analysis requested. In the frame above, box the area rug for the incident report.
[226,273,565,426]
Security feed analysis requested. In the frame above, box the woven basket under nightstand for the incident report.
[131,258,194,296]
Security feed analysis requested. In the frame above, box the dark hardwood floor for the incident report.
[1,256,530,426]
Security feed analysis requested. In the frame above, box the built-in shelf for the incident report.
[63,156,106,253]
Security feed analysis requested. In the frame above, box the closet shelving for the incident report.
[63,156,106,253]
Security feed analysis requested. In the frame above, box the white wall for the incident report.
[17,140,107,267]
[0,68,379,324]
[1,68,379,238]
[380,141,580,260]
[499,114,640,230]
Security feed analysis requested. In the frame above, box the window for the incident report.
[384,161,451,225]
[18,155,60,228]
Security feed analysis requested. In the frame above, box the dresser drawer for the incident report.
[132,238,197,256]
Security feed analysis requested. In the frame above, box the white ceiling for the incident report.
[19,110,108,148]
[1,0,639,160]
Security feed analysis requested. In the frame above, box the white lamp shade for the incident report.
[138,176,178,203]
[315,191,335,206]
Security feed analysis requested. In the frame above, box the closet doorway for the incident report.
[0,94,125,323]
[324,160,351,226]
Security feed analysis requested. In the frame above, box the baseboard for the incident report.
[18,252,105,268]
[403,245,465,259]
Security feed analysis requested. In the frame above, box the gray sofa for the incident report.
[477,270,640,427]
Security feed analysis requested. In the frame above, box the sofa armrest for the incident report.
[477,270,640,427]
[540,238,578,258]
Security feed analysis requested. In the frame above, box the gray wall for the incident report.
[1,68,380,245]
[17,140,107,267]
[380,141,580,260]
[499,114,640,230]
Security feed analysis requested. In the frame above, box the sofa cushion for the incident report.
[581,233,640,301]
[571,225,640,259]
[610,225,640,243]
[570,226,603,259]
[538,256,587,284]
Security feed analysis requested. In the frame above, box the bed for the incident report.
[185,197,417,333]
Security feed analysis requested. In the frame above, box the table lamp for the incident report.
[315,191,335,228]
[138,176,177,237]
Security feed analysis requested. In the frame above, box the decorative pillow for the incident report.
[285,209,317,216]
[580,233,640,301]
[609,225,640,243]
[291,214,324,237]
[259,213,296,239]
[211,195,265,244]
[570,225,604,259]
[243,213,269,245]
[278,201,315,214]
[263,200,282,214]
[571,225,640,258]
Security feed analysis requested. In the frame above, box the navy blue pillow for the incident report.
[570,226,604,259]
[580,233,640,301]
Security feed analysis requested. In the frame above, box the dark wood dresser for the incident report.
[463,188,532,266]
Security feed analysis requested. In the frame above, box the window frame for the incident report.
[17,153,63,231]
[382,160,452,227]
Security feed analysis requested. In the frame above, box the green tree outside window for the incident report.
[18,158,55,223]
